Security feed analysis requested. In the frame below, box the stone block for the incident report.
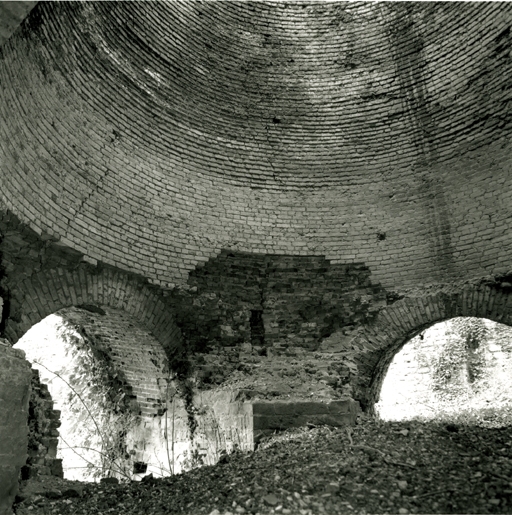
[251,398,360,433]
[0,347,31,515]
[259,401,299,416]
[50,459,63,478]
[328,399,360,416]
[253,414,289,431]
[253,400,360,434]
[295,401,331,415]
[251,402,277,416]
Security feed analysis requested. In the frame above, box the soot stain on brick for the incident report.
[481,273,512,293]
[387,4,456,280]
[167,250,387,353]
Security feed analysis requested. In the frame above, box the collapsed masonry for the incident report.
[0,0,511,511]
[23,370,63,481]
[0,330,359,513]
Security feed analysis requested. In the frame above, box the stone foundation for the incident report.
[252,398,360,441]
[128,389,359,477]
[0,341,31,515]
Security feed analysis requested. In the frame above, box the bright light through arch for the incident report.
[14,313,103,482]
[376,317,512,427]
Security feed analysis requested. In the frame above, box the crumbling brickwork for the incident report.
[22,369,63,480]
[168,251,387,352]
[0,1,512,490]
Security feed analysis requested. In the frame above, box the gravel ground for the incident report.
[14,418,512,515]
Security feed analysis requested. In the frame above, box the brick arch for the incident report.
[2,265,183,362]
[351,283,512,411]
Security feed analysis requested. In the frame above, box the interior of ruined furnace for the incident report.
[0,0,512,503]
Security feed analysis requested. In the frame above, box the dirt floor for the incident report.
[13,417,512,515]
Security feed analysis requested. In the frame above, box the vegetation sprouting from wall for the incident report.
[377,317,512,427]
[15,313,140,481]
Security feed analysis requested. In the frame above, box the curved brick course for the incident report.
[0,2,511,290]
[348,283,512,409]
[57,306,170,418]
[3,265,182,360]
[0,1,512,422]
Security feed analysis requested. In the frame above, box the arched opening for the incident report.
[376,317,512,426]
[14,306,170,481]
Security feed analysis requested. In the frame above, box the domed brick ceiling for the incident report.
[0,1,38,46]
[1,2,511,291]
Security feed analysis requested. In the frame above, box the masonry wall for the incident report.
[0,341,31,515]
[130,389,253,477]
[168,251,387,353]
[0,1,512,441]
[59,307,169,417]
[16,308,172,480]
[0,210,184,356]
[15,306,171,416]
[0,2,510,293]
[22,369,63,480]
[128,391,359,476]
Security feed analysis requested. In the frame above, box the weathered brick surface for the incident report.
[0,342,31,515]
[0,211,183,361]
[22,369,62,480]
[168,250,386,352]
[127,391,357,475]
[59,306,169,418]
[3,206,512,415]
[0,1,511,425]
[0,2,510,291]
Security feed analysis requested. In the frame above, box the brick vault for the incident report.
[0,0,512,497]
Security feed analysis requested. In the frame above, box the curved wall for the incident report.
[0,2,511,290]
[57,306,169,417]
[343,282,512,409]
[0,1,38,46]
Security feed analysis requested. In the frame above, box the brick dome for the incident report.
[1,1,511,290]
[1,6,512,481]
